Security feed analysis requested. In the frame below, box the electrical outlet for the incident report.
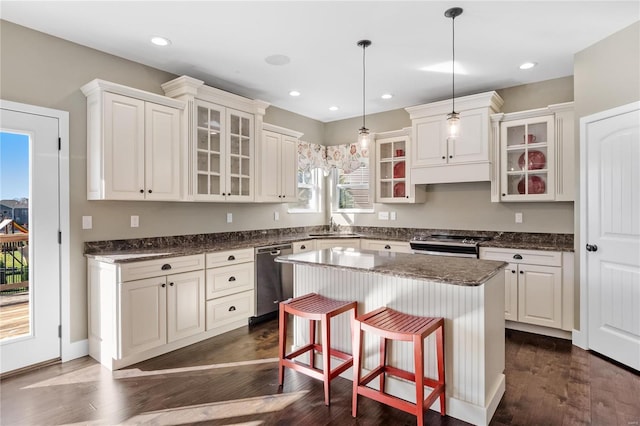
[226,213,233,223]
[378,211,389,220]
[390,211,397,221]
[82,216,92,229]
[274,211,279,221]
[130,215,139,228]
[515,212,523,223]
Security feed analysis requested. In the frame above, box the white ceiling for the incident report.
[2,1,638,122]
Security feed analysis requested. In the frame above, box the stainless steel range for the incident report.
[409,234,492,258]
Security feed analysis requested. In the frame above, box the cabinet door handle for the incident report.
[300,245,306,250]
[161,264,172,270]
[161,283,166,288]
[228,276,236,282]
[502,193,506,197]
[586,244,598,252]
[228,255,236,261]
[449,155,453,159]
[148,189,152,194]
[169,282,174,286]
[513,254,522,260]
[140,189,144,193]
[442,156,446,159]
[228,305,236,312]
[384,245,391,249]
[519,270,524,274]
[512,270,516,274]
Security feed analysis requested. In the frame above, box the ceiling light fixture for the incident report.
[445,7,463,139]
[329,106,339,111]
[519,62,537,70]
[150,36,171,46]
[381,93,393,100]
[289,90,301,97]
[357,39,372,148]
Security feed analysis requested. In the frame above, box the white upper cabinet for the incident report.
[375,128,426,203]
[161,75,269,202]
[491,102,574,202]
[257,124,303,202]
[405,91,504,185]
[82,79,184,201]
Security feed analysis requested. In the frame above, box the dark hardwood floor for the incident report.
[1,320,638,425]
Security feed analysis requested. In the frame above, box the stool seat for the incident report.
[352,307,446,426]
[279,293,357,406]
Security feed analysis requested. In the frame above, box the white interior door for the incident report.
[583,102,640,371]
[0,107,61,374]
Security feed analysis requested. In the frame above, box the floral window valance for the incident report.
[298,142,369,175]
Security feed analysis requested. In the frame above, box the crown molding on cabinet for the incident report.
[81,79,185,110]
[405,91,504,119]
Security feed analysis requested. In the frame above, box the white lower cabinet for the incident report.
[89,254,206,370]
[293,240,316,253]
[480,247,573,332]
[205,248,255,333]
[360,239,412,253]
[314,239,361,250]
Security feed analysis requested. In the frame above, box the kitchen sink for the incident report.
[308,232,360,238]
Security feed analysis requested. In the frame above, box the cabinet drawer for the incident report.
[119,254,205,282]
[206,263,255,299]
[314,239,361,250]
[293,240,315,253]
[206,290,255,330]
[206,248,254,268]
[360,239,412,253]
[479,247,562,267]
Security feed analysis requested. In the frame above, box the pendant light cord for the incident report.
[362,42,367,129]
[451,13,456,113]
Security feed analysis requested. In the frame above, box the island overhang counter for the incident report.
[276,247,507,426]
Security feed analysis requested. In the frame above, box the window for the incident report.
[332,160,374,213]
[288,168,323,213]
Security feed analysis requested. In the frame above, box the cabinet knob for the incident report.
[282,195,285,198]
[161,283,166,288]
[519,270,524,274]
[442,156,446,160]
[228,276,236,282]
[449,155,453,159]
[300,245,306,250]
[228,305,236,312]
[513,254,522,260]
[512,270,516,274]
[148,189,152,194]
[406,195,409,199]
[502,193,506,197]
[228,255,236,261]
[140,189,144,193]
[384,245,391,250]
[586,244,598,252]
[161,264,172,270]
[169,282,174,286]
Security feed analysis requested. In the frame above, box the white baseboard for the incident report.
[505,321,572,340]
[572,328,588,349]
[62,338,89,362]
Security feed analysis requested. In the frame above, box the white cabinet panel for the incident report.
[293,240,316,253]
[315,239,361,250]
[360,239,412,253]
[167,270,205,342]
[503,264,518,322]
[518,265,562,328]
[145,102,181,200]
[206,248,254,268]
[206,263,254,299]
[120,277,167,357]
[257,125,302,202]
[206,290,255,331]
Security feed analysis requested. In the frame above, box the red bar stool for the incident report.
[278,293,357,406]
[352,307,445,426]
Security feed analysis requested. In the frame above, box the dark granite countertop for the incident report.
[276,247,507,286]
[84,226,573,263]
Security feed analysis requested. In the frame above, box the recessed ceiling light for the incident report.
[150,36,171,46]
[519,62,537,70]
[381,93,393,100]
[289,91,301,97]
[329,106,339,111]
[265,54,291,66]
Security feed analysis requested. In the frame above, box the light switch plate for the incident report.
[226,213,233,223]
[390,212,397,221]
[82,216,92,230]
[130,215,139,228]
[515,212,523,223]
[274,211,279,221]
[378,211,389,220]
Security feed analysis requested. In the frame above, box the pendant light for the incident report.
[445,7,463,138]
[357,39,371,148]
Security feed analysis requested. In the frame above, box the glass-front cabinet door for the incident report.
[226,109,253,199]
[500,115,555,201]
[377,136,408,201]
[196,101,225,199]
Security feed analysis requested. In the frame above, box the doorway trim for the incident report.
[0,100,79,361]
[577,100,640,350]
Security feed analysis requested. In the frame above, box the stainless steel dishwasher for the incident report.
[251,243,293,325]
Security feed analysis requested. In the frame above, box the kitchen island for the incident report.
[277,248,507,426]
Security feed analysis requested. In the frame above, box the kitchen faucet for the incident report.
[329,216,338,232]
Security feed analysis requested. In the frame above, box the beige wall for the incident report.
[572,21,640,329]
[0,21,324,342]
